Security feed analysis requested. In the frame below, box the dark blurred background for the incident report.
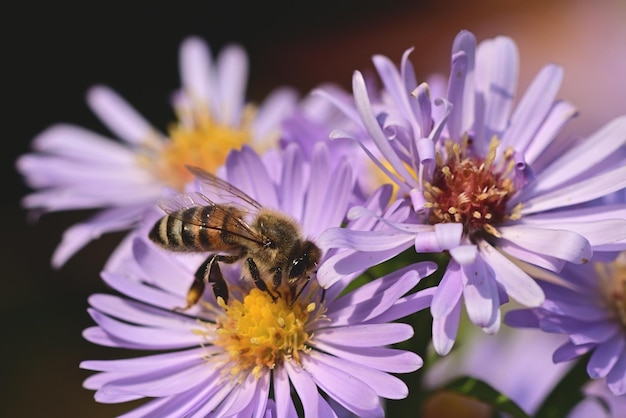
[3,1,625,416]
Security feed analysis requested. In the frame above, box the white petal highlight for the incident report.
[478,241,545,307]
[499,225,592,264]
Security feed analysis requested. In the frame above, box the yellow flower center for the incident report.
[424,137,521,240]
[141,104,256,190]
[596,252,626,327]
[214,288,315,378]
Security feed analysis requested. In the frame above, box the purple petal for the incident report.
[498,225,592,264]
[310,342,421,373]
[29,124,136,163]
[432,299,462,355]
[553,341,594,363]
[309,350,409,400]
[312,86,362,126]
[352,70,418,187]
[327,263,432,323]
[431,261,463,319]
[87,309,201,349]
[522,218,626,251]
[447,30,476,141]
[179,36,213,107]
[449,244,479,265]
[372,54,419,133]
[414,223,462,252]
[182,378,236,417]
[302,355,383,417]
[273,365,298,418]
[315,159,354,233]
[284,361,320,418]
[480,36,519,141]
[588,333,625,379]
[88,294,199,329]
[52,206,148,267]
[317,243,414,289]
[541,316,618,344]
[462,258,500,327]
[278,143,306,221]
[317,228,415,252]
[132,238,193,296]
[478,241,545,307]
[215,44,248,125]
[303,144,353,235]
[523,167,626,215]
[413,83,433,137]
[116,397,173,417]
[226,146,279,208]
[606,348,626,395]
[83,327,157,350]
[252,87,298,141]
[375,286,436,323]
[523,100,578,165]
[497,239,565,272]
[501,64,563,152]
[102,362,215,398]
[217,372,264,417]
[504,309,540,328]
[315,323,413,347]
[81,347,205,372]
[101,272,191,313]
[87,85,158,145]
[526,116,626,195]
[247,372,271,418]
[83,371,124,390]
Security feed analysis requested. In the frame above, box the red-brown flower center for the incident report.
[424,138,521,240]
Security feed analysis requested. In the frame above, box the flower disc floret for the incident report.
[214,287,316,379]
[425,137,520,240]
[596,253,626,327]
[151,106,255,189]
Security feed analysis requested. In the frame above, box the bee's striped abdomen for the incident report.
[149,206,224,252]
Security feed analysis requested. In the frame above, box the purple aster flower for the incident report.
[81,143,437,417]
[16,36,298,267]
[506,251,626,396]
[316,30,626,354]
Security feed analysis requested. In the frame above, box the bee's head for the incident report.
[288,240,322,282]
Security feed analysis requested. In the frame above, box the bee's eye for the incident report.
[289,255,309,279]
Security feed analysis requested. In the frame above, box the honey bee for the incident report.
[149,165,322,310]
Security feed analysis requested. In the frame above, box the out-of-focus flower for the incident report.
[81,143,437,416]
[423,327,572,417]
[317,30,626,354]
[281,83,382,202]
[506,251,626,396]
[423,325,626,418]
[569,379,626,418]
[16,36,298,267]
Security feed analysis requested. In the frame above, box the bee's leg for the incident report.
[246,258,278,302]
[289,276,311,305]
[175,271,206,312]
[272,267,282,290]
[176,254,240,310]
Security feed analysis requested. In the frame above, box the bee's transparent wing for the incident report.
[156,192,265,246]
[186,165,263,212]
[157,191,214,215]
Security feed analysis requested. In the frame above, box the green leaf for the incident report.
[443,376,531,418]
